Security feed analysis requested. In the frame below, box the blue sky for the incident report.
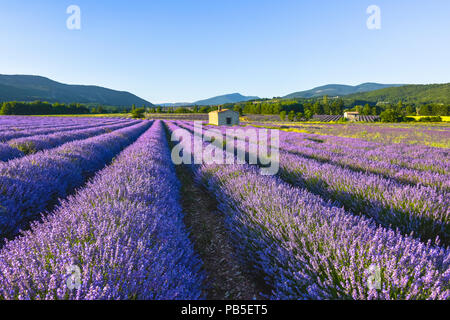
[1,0,449,103]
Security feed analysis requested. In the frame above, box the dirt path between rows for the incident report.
[175,165,267,300]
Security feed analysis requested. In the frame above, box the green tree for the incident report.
[279,111,287,121]
[0,102,13,115]
[312,102,324,115]
[97,106,104,114]
[355,105,363,114]
[288,110,295,121]
[362,104,372,115]
[110,107,119,114]
[233,105,243,116]
[380,109,404,123]
[175,107,188,113]
[199,106,209,113]
[304,109,313,120]
[405,105,416,116]
[418,105,432,116]
[131,107,145,119]
[331,99,344,115]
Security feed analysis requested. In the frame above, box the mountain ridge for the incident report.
[344,83,450,105]
[0,74,153,107]
[159,93,260,107]
[283,83,405,99]
[2,75,447,109]
[195,93,260,106]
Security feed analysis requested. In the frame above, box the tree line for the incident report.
[0,101,130,115]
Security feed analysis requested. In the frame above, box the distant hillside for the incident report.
[284,83,404,99]
[160,93,260,107]
[158,102,193,107]
[0,75,153,107]
[345,83,450,105]
[195,93,260,106]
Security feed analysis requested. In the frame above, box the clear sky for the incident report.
[1,0,449,103]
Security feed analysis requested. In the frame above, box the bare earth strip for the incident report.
[175,164,267,300]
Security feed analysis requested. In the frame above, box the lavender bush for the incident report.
[0,121,150,241]
[5,120,136,158]
[280,130,449,173]
[0,120,203,299]
[278,151,449,245]
[0,118,129,142]
[199,163,449,300]
[177,122,449,244]
[167,121,449,300]
[0,143,23,162]
[279,132,449,190]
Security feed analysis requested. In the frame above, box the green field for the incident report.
[407,115,450,122]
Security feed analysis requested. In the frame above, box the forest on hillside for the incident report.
[344,83,450,105]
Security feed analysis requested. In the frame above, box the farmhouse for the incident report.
[209,108,240,126]
[344,111,360,121]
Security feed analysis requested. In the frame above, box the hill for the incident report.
[344,83,450,105]
[194,93,260,106]
[0,74,153,107]
[160,93,260,107]
[158,102,193,107]
[284,83,404,99]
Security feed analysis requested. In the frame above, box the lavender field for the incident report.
[0,116,448,300]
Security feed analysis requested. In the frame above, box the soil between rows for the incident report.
[174,159,267,300]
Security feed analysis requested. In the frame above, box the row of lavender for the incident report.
[279,122,450,148]
[180,121,449,245]
[267,127,449,244]
[0,116,84,129]
[0,120,138,162]
[0,121,151,242]
[251,122,449,173]
[0,121,203,299]
[0,116,121,133]
[199,122,449,178]
[0,117,135,162]
[184,120,448,189]
[278,149,449,244]
[279,130,449,177]
[166,121,449,299]
[0,118,126,141]
[279,133,449,191]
